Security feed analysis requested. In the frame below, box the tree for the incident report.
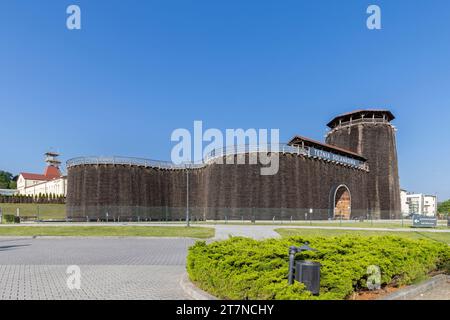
[438,200,450,215]
[0,171,13,189]
[0,171,17,189]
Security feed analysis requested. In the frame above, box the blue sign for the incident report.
[309,147,362,167]
[412,215,437,228]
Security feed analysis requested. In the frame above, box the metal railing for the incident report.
[202,143,308,162]
[65,206,408,222]
[67,143,368,171]
[66,156,203,170]
[328,118,392,132]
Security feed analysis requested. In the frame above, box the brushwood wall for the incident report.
[326,123,401,219]
[66,153,369,221]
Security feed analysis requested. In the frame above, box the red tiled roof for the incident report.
[20,173,52,181]
[44,165,61,178]
[20,166,62,181]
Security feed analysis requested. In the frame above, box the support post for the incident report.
[288,246,297,285]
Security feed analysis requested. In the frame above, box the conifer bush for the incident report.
[187,236,450,300]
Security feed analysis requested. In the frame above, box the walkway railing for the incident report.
[67,143,368,171]
[66,156,202,170]
[328,118,392,131]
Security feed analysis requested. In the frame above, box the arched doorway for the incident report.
[333,184,351,220]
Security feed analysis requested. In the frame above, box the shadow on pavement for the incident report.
[0,244,30,252]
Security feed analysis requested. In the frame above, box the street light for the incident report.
[186,168,190,227]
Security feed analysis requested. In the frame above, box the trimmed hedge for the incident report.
[187,236,450,300]
[2,214,20,223]
[0,194,66,204]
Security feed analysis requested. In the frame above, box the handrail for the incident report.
[66,143,369,171]
[328,118,391,131]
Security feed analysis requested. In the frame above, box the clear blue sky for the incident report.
[0,0,449,200]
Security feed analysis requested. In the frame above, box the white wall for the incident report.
[423,195,437,216]
[400,190,408,215]
[20,177,67,197]
[401,192,437,217]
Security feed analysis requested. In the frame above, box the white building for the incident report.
[400,189,408,215]
[400,189,437,217]
[16,152,67,197]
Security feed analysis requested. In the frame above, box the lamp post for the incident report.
[186,167,190,227]
[288,242,317,284]
[288,242,321,295]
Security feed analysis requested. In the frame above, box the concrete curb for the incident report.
[378,274,449,300]
[179,273,217,300]
[0,236,208,240]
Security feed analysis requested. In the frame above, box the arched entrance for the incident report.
[333,184,351,220]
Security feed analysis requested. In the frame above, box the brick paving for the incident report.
[412,282,450,300]
[0,238,194,300]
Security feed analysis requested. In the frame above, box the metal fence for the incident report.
[65,206,407,222]
[2,204,443,226]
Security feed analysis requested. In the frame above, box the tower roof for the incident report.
[288,135,367,161]
[45,151,60,157]
[327,109,395,128]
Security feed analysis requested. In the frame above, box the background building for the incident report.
[17,152,67,197]
[400,189,437,216]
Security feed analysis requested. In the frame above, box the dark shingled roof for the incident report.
[287,135,367,161]
[326,109,395,128]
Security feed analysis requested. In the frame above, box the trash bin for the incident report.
[295,260,321,295]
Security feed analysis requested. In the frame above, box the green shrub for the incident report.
[2,214,20,223]
[187,236,450,300]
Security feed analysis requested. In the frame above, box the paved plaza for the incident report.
[0,224,449,300]
[412,282,450,300]
[0,237,194,300]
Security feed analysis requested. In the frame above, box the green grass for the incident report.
[196,220,448,229]
[0,203,65,220]
[0,226,215,238]
[276,228,450,245]
[0,203,445,229]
